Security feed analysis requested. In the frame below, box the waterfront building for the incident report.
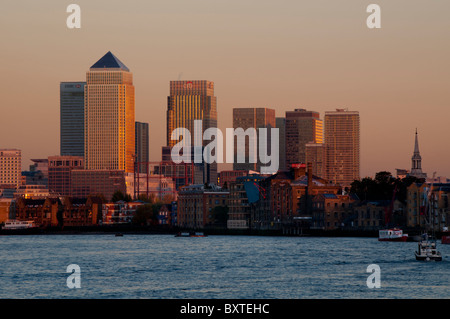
[60,82,86,157]
[218,170,259,188]
[177,184,229,229]
[125,172,177,202]
[354,200,391,230]
[84,51,135,173]
[0,149,22,189]
[324,109,360,187]
[285,109,323,168]
[232,108,276,172]
[311,193,358,230]
[15,197,61,228]
[166,80,217,184]
[135,121,149,174]
[102,201,144,225]
[14,185,50,199]
[71,169,126,201]
[0,199,15,223]
[227,174,266,230]
[48,156,84,196]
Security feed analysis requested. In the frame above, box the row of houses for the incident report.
[175,165,450,232]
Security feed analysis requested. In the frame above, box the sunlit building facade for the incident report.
[84,51,135,173]
[166,80,217,184]
[0,149,22,189]
[285,109,323,168]
[324,109,360,187]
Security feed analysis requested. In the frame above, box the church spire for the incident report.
[410,129,427,179]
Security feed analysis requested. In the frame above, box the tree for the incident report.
[211,206,228,227]
[132,204,154,226]
[111,191,132,203]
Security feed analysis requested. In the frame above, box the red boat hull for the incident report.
[442,236,450,244]
[378,236,408,242]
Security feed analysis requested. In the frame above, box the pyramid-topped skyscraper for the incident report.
[84,51,135,173]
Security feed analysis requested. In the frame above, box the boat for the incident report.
[115,233,123,237]
[378,228,408,242]
[415,234,442,261]
[441,227,450,244]
[2,220,36,230]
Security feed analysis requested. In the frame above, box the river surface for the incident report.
[0,234,449,299]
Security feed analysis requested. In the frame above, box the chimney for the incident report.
[292,164,306,179]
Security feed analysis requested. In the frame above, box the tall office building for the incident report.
[166,80,217,183]
[324,109,360,187]
[84,51,135,173]
[135,122,149,173]
[285,109,323,168]
[305,143,327,178]
[48,155,84,196]
[232,108,276,172]
[60,82,86,157]
[0,149,22,189]
[276,117,286,171]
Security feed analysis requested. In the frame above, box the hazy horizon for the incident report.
[1,0,449,179]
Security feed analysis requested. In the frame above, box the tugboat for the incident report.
[415,233,442,261]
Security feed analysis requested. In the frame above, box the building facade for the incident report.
[166,80,217,184]
[84,51,135,173]
[0,149,22,189]
[232,108,276,172]
[71,169,126,200]
[285,109,323,168]
[177,184,229,229]
[135,121,149,174]
[48,156,84,196]
[324,109,360,187]
[60,82,86,157]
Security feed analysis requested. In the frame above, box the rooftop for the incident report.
[90,51,130,72]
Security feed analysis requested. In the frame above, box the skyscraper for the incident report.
[324,109,360,187]
[285,109,323,168]
[166,80,217,183]
[84,51,135,173]
[232,108,276,172]
[60,82,85,157]
[276,117,287,171]
[135,122,149,174]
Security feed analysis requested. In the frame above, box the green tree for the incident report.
[132,204,154,226]
[111,191,132,203]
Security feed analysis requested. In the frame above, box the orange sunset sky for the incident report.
[0,0,449,178]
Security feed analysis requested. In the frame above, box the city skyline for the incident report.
[1,1,449,178]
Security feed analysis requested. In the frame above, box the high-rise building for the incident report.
[48,155,84,196]
[60,82,86,157]
[0,149,22,189]
[135,122,149,173]
[166,80,217,184]
[232,108,276,172]
[324,109,360,187]
[285,109,323,168]
[84,51,135,173]
[276,117,287,171]
[409,129,427,180]
[305,143,327,179]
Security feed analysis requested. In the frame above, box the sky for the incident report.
[0,0,449,178]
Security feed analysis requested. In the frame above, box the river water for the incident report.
[0,234,448,299]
